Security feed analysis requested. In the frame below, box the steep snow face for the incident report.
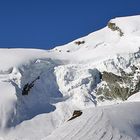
[12,59,101,124]
[0,82,16,129]
[55,65,101,107]
[11,59,60,125]
[0,15,140,140]
[0,58,102,140]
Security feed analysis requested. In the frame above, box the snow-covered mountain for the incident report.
[0,15,140,140]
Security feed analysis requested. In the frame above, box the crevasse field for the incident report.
[0,15,140,140]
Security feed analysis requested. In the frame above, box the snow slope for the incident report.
[0,15,140,140]
[46,102,140,140]
[128,92,140,102]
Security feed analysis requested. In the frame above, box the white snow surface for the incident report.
[45,102,140,140]
[128,92,140,102]
[0,15,140,140]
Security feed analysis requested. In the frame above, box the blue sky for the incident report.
[0,0,140,49]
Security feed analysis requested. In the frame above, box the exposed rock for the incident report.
[130,65,138,74]
[22,76,40,95]
[75,40,85,45]
[108,22,124,36]
[102,71,123,83]
[68,110,82,121]
[96,68,140,101]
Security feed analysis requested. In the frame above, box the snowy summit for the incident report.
[0,15,140,140]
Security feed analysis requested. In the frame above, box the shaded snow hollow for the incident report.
[0,15,140,140]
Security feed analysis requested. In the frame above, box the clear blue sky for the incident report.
[0,0,140,49]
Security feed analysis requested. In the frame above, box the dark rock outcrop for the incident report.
[68,110,82,121]
[22,76,40,95]
[75,40,85,45]
[102,71,123,83]
[96,67,140,101]
[108,22,124,36]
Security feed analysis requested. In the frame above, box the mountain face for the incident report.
[0,15,140,140]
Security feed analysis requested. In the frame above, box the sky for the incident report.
[0,0,140,49]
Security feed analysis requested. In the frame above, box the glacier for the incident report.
[0,15,140,140]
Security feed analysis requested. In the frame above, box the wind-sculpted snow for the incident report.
[0,15,140,139]
[45,102,140,140]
